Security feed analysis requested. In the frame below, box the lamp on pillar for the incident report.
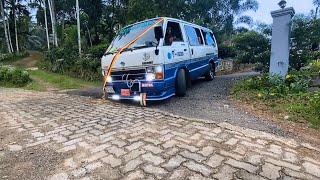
[269,0,295,78]
[278,0,287,9]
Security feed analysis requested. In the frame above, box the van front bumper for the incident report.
[105,80,175,101]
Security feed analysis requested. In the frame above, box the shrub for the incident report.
[0,66,31,87]
[310,92,320,114]
[310,61,320,73]
[87,44,108,59]
[40,44,106,81]
[0,52,29,63]
[233,73,310,99]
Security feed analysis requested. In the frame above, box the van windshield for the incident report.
[106,19,163,54]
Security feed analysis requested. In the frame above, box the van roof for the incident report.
[123,17,213,33]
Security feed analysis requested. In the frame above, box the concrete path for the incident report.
[0,89,320,180]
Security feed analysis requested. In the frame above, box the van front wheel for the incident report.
[176,69,187,97]
[205,63,215,81]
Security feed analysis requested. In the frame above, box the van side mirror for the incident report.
[154,26,164,42]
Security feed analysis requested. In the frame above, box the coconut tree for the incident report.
[76,0,81,56]
[0,0,12,53]
[12,0,19,52]
[48,0,57,47]
[42,0,50,50]
[314,0,320,19]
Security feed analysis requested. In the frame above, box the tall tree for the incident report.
[0,0,12,53]
[42,0,50,50]
[11,0,19,52]
[76,0,81,56]
[314,0,320,19]
[48,0,58,47]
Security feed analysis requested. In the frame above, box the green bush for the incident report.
[234,73,310,99]
[0,52,29,63]
[40,44,107,81]
[309,92,320,127]
[87,44,108,59]
[0,66,31,87]
[310,61,320,73]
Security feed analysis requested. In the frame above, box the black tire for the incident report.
[205,62,215,81]
[175,69,187,97]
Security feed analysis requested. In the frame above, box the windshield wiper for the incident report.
[122,45,152,53]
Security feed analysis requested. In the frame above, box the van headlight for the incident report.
[146,73,156,81]
[146,65,164,81]
[106,76,113,83]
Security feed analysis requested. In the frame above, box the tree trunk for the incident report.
[86,25,92,47]
[76,0,81,56]
[13,0,19,53]
[48,0,58,47]
[43,0,50,50]
[6,18,13,52]
[0,0,12,53]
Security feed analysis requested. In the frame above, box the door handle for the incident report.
[184,49,187,51]
[191,49,194,55]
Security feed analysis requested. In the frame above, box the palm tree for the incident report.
[76,0,81,56]
[48,0,57,47]
[42,0,50,50]
[0,0,12,53]
[314,0,320,19]
[12,0,19,52]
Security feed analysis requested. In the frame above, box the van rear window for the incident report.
[202,30,216,47]
[185,25,201,46]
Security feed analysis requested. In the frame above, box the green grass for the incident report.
[24,70,100,91]
[232,87,320,129]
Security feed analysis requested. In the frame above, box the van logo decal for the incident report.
[167,52,172,60]
[143,53,151,61]
[120,61,125,67]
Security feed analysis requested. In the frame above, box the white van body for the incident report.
[101,17,219,101]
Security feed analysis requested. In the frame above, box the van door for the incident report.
[162,21,190,82]
[184,25,207,79]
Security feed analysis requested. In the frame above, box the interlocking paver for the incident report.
[1,89,320,179]
[162,155,186,171]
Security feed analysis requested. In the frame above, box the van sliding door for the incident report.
[162,21,190,87]
[184,25,207,79]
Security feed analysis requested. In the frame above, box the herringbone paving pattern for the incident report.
[0,89,319,180]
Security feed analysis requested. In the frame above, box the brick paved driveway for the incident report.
[0,89,320,180]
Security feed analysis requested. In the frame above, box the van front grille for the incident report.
[110,69,146,81]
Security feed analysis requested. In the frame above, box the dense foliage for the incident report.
[0,65,31,87]
[232,31,270,69]
[0,51,29,63]
[40,44,106,81]
[290,15,320,70]
[232,62,320,128]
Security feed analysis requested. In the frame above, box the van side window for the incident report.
[164,21,183,46]
[195,28,204,45]
[202,30,216,47]
[185,25,200,46]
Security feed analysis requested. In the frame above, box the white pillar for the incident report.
[269,7,295,78]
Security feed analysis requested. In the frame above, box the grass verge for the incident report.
[24,70,100,91]
[232,90,319,129]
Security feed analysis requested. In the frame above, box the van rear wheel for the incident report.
[176,69,187,97]
[205,62,215,81]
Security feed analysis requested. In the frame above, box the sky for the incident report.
[244,0,315,24]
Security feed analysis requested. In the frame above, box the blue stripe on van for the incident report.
[164,54,218,89]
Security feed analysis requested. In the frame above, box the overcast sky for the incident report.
[244,0,315,24]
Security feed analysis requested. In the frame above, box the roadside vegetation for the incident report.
[232,61,320,129]
[0,65,31,87]
[25,70,100,91]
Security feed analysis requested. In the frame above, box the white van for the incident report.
[101,17,219,104]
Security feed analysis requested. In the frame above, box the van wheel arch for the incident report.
[205,61,216,81]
